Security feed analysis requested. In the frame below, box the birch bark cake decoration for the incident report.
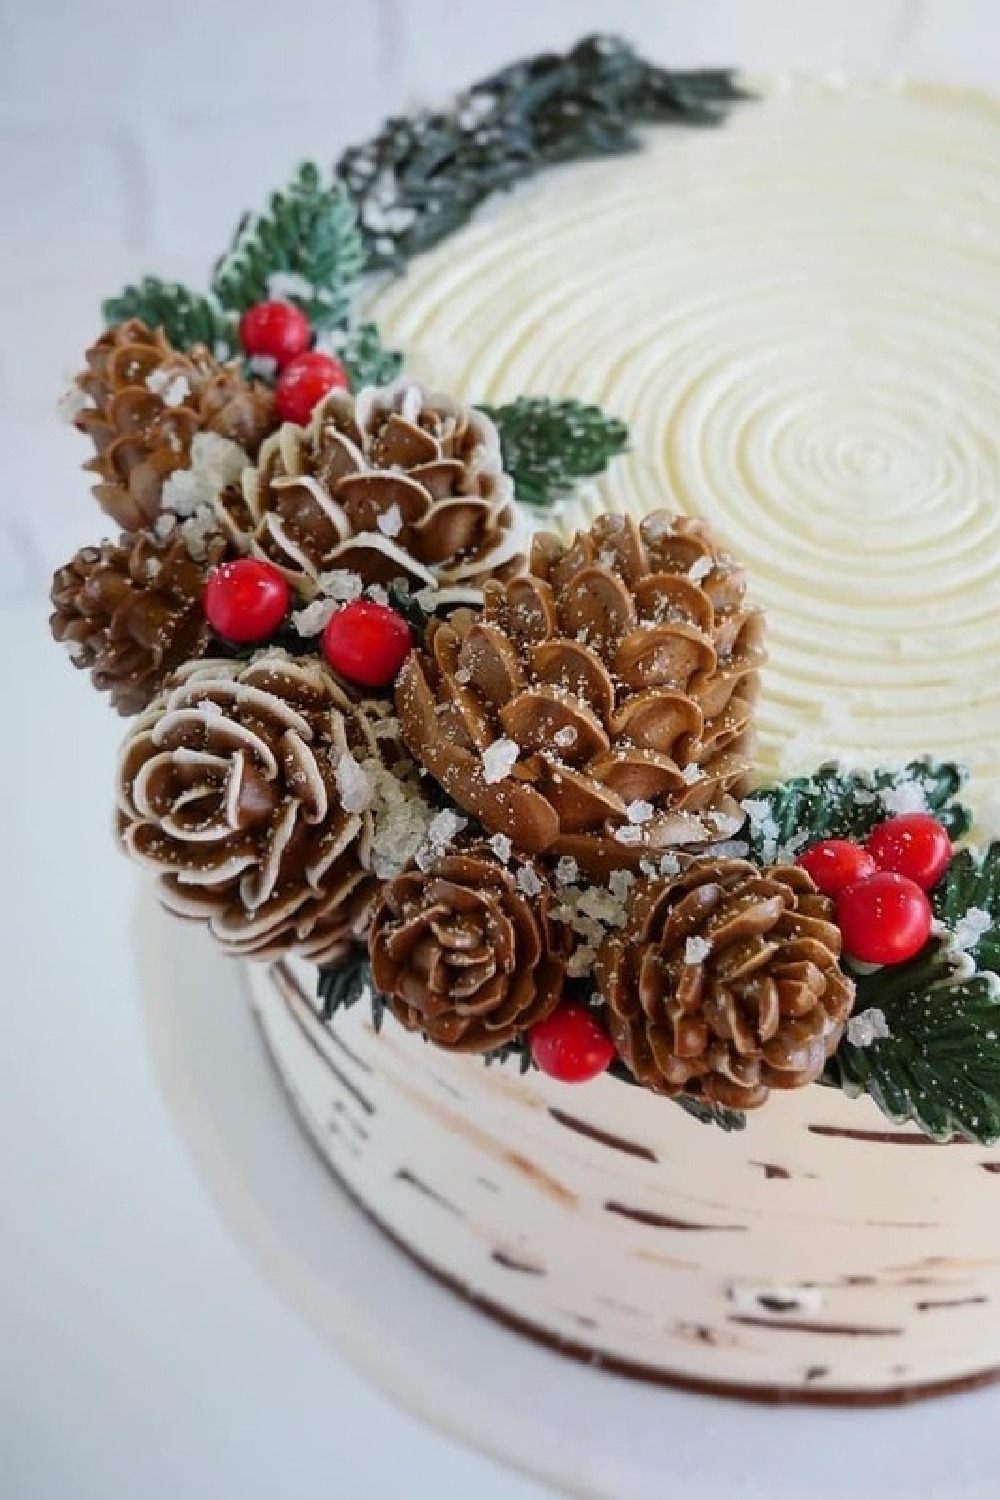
[51,36,1000,1403]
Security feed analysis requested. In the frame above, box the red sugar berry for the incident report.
[837,872,933,966]
[322,600,413,689]
[274,350,349,425]
[797,839,878,897]
[238,300,312,367]
[530,1006,615,1084]
[866,813,952,891]
[203,558,290,644]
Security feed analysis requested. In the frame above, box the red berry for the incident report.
[530,1007,615,1084]
[204,558,290,644]
[837,872,933,965]
[866,813,952,891]
[238,300,312,367]
[274,351,349,425]
[322,600,413,688]
[797,839,878,896]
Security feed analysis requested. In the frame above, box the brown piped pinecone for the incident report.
[117,653,389,962]
[49,530,226,716]
[369,849,567,1051]
[74,319,275,530]
[396,511,764,875]
[222,381,524,595]
[596,859,855,1110]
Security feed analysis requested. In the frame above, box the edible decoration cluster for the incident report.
[49,37,1000,1143]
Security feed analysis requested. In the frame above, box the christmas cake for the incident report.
[51,38,1000,1403]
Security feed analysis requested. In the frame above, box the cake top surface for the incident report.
[48,37,1000,1144]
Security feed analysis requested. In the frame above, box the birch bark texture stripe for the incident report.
[249,956,1000,1403]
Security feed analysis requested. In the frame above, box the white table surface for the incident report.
[1,610,551,1500]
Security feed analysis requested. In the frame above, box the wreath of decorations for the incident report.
[50,37,1000,1142]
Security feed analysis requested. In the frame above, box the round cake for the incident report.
[50,38,1000,1406]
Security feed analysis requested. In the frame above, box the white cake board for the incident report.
[138,891,998,1500]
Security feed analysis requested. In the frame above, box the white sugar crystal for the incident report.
[179,509,222,561]
[516,865,544,898]
[428,808,467,848]
[57,385,90,423]
[482,738,519,784]
[454,667,472,685]
[952,907,993,951]
[706,839,750,859]
[246,354,278,381]
[681,763,705,785]
[685,935,713,964]
[146,368,191,407]
[577,887,627,927]
[659,852,682,876]
[335,751,375,814]
[555,856,580,886]
[687,556,713,583]
[266,270,314,302]
[292,597,339,637]
[317,569,364,604]
[377,503,404,539]
[61,636,87,663]
[707,810,744,837]
[567,945,599,979]
[846,1007,891,1048]
[880,780,928,816]
[640,858,660,878]
[366,583,389,607]
[367,761,437,879]
[553,725,578,749]
[613,824,643,846]
[160,469,203,518]
[400,384,424,425]
[162,433,248,517]
[609,869,635,901]
[626,799,654,825]
[489,834,513,863]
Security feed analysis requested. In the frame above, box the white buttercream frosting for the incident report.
[369,76,1000,829]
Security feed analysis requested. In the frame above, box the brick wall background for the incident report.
[0,0,993,605]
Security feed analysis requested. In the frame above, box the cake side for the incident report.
[249,953,1000,1403]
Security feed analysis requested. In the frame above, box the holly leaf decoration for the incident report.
[932,841,1000,974]
[481,396,629,507]
[671,1094,747,1133]
[338,35,747,270]
[741,759,971,864]
[328,322,403,390]
[317,949,389,1032]
[824,945,1000,1143]
[102,277,236,356]
[212,162,365,330]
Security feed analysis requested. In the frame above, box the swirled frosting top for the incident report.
[368,76,1000,829]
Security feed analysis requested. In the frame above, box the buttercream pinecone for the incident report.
[396,511,764,874]
[49,530,225,716]
[223,380,525,595]
[370,849,568,1051]
[74,319,275,530]
[596,859,855,1109]
[117,653,389,961]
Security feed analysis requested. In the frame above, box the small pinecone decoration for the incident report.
[222,380,525,595]
[369,849,568,1051]
[596,859,855,1109]
[74,319,275,531]
[117,653,391,961]
[49,530,225,716]
[396,512,764,873]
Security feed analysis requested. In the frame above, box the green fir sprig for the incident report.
[317,949,389,1032]
[741,759,971,863]
[102,277,236,357]
[212,162,366,330]
[481,396,629,507]
[337,34,747,270]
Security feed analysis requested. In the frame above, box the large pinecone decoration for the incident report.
[74,319,275,530]
[117,653,390,961]
[223,381,525,595]
[596,859,855,1109]
[370,849,568,1050]
[396,512,764,874]
[50,530,225,716]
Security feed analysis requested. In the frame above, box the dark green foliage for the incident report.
[741,759,971,862]
[212,162,365,330]
[481,396,629,507]
[332,322,404,389]
[932,841,1000,974]
[317,949,388,1031]
[102,277,236,355]
[670,1094,747,1132]
[337,34,748,269]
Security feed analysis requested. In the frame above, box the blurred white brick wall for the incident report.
[0,0,993,602]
